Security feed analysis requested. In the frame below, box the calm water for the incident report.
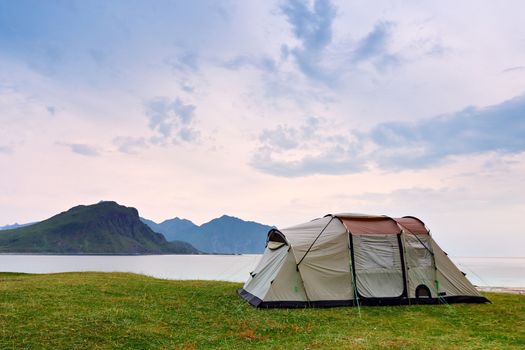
[1,255,524,287]
[453,257,525,288]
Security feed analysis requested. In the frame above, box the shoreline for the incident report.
[476,286,525,295]
[1,269,524,293]
[0,252,240,256]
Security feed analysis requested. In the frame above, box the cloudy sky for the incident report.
[1,0,524,256]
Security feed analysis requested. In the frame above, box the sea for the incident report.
[0,255,524,288]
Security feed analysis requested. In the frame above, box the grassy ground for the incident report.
[1,272,523,349]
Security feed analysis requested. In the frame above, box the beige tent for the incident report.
[238,214,488,308]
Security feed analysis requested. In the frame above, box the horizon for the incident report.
[1,1,524,257]
[2,199,525,259]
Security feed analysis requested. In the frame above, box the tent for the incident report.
[238,213,488,308]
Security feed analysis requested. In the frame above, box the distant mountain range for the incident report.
[0,202,272,254]
[141,215,272,254]
[0,202,198,254]
[140,217,196,239]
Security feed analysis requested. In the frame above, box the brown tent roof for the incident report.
[394,216,429,235]
[331,213,429,235]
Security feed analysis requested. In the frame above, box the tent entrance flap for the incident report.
[353,234,404,298]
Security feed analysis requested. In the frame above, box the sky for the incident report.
[1,0,524,256]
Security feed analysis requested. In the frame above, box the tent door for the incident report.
[352,234,405,298]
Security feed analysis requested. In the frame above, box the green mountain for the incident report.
[143,215,272,254]
[0,201,199,254]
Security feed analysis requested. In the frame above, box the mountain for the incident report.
[143,215,272,254]
[140,217,197,241]
[0,201,199,254]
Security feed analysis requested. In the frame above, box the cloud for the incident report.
[64,143,100,157]
[252,147,365,177]
[145,97,199,145]
[353,183,525,215]
[279,3,402,83]
[251,116,365,176]
[112,97,200,155]
[222,55,277,72]
[280,0,336,82]
[370,94,525,169]
[46,106,56,115]
[0,145,13,154]
[258,125,299,150]
[251,94,525,176]
[112,137,148,154]
[352,21,398,67]
[180,82,195,93]
[501,66,525,74]
[164,51,199,73]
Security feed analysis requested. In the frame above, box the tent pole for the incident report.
[296,216,335,268]
[347,231,361,316]
[397,231,410,303]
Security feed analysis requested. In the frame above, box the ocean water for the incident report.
[0,254,524,287]
[0,254,261,283]
[453,257,525,288]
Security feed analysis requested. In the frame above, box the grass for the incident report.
[1,272,523,349]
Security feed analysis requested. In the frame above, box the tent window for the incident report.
[268,230,287,244]
[405,235,432,268]
[356,236,397,269]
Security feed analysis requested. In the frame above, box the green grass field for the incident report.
[1,272,523,349]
